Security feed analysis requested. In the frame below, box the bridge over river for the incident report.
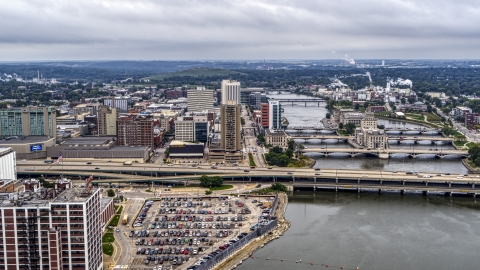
[290,135,454,144]
[301,147,468,158]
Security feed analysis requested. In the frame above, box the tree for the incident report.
[285,148,294,159]
[338,123,344,129]
[205,190,213,195]
[354,103,360,110]
[378,125,385,129]
[401,98,406,104]
[345,122,356,135]
[468,143,480,161]
[326,113,331,119]
[107,189,115,197]
[287,139,295,151]
[271,182,287,192]
[200,175,211,187]
[240,117,245,126]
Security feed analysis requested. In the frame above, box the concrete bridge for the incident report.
[287,126,336,132]
[301,147,468,158]
[290,135,454,144]
[275,98,325,106]
[384,127,441,135]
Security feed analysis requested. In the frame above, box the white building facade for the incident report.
[0,147,16,181]
[221,80,241,105]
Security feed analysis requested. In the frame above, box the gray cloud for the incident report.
[1,0,480,60]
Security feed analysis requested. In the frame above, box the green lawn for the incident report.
[146,67,246,80]
[102,232,115,243]
[102,243,114,256]
[209,185,234,191]
[108,215,120,227]
[248,153,256,167]
[115,205,123,215]
[405,113,424,121]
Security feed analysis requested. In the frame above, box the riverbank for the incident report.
[213,193,291,270]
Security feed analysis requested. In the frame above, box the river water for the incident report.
[237,191,480,270]
[236,94,477,270]
[267,92,468,174]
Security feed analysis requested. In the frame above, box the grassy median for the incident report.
[248,153,256,167]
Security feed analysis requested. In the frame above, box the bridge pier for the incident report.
[425,181,428,187]
[335,187,338,192]
[423,191,429,196]
[313,186,316,191]
[378,189,383,194]
[314,177,316,183]
[473,183,476,189]
[402,180,405,186]
[448,182,451,188]
[401,190,406,195]
[292,176,295,183]
[357,188,360,193]
[336,178,338,184]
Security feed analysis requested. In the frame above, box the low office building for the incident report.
[0,136,55,160]
[46,137,151,163]
[168,140,204,158]
[264,129,288,148]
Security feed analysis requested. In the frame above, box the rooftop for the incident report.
[61,137,113,146]
[0,136,53,145]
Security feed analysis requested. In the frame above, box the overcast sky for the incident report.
[1,0,480,61]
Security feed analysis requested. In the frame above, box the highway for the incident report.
[16,161,480,185]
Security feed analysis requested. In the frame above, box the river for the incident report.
[267,92,468,174]
[237,191,480,270]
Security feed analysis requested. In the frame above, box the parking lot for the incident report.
[124,195,273,270]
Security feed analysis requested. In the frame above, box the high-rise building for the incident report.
[260,103,269,128]
[0,147,16,182]
[221,80,241,105]
[0,185,104,270]
[97,105,118,136]
[268,100,282,129]
[0,106,56,137]
[187,88,214,112]
[220,102,241,152]
[104,97,130,113]
[117,115,155,147]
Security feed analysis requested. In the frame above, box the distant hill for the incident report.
[145,67,246,81]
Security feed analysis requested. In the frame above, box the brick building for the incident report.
[117,115,156,147]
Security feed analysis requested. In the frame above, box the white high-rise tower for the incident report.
[221,79,241,105]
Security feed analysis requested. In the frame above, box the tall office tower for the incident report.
[268,100,282,129]
[221,80,241,105]
[0,186,103,270]
[187,88,214,112]
[117,115,155,147]
[220,101,241,152]
[97,105,118,136]
[0,106,56,137]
